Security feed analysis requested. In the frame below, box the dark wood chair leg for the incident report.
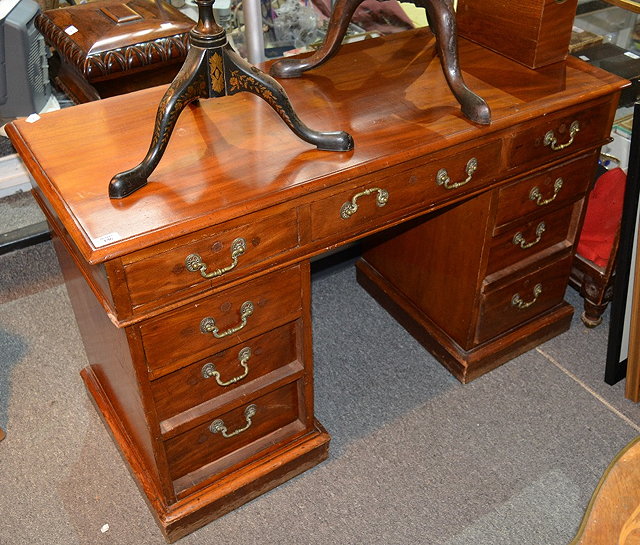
[421,0,490,125]
[269,0,364,78]
[580,272,615,328]
[582,300,606,328]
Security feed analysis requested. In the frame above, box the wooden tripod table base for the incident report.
[109,0,353,199]
[270,0,491,125]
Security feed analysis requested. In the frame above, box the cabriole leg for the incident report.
[421,0,490,124]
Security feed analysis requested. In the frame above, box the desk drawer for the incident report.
[164,380,303,482]
[508,101,611,170]
[123,208,299,308]
[151,321,302,422]
[140,265,302,372]
[310,139,502,242]
[486,205,576,276]
[476,254,573,343]
[495,152,596,227]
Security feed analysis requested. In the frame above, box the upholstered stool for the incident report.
[569,166,626,327]
[36,0,194,103]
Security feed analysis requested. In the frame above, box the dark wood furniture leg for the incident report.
[569,253,618,328]
[109,0,353,199]
[421,0,490,124]
[269,0,363,77]
[270,0,490,125]
[581,275,614,327]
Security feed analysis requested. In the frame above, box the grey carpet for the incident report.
[0,137,15,157]
[0,191,46,234]
[0,241,638,545]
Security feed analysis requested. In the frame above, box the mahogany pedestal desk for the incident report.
[7,29,627,542]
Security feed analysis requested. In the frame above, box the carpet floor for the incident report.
[1,241,639,545]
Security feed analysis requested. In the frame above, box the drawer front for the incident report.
[310,140,502,242]
[508,101,611,170]
[140,265,302,372]
[495,152,597,227]
[476,254,573,343]
[123,208,299,308]
[151,322,301,422]
[486,205,575,276]
[164,381,302,481]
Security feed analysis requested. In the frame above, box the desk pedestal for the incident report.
[357,259,573,383]
[83,364,330,542]
[358,170,585,382]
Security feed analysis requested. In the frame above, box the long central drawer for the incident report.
[310,139,502,242]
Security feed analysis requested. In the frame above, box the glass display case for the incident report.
[576,0,639,49]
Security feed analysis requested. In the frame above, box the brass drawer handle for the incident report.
[200,301,254,339]
[511,283,542,310]
[209,404,257,438]
[185,238,247,279]
[544,121,580,151]
[529,178,563,206]
[513,222,546,249]
[202,347,252,386]
[340,187,389,219]
[436,157,478,190]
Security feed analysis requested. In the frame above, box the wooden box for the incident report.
[456,0,579,69]
[35,0,194,103]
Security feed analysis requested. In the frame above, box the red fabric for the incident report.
[577,167,626,268]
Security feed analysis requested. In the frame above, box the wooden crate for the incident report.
[456,0,579,69]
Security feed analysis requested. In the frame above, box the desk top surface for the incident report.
[8,28,626,264]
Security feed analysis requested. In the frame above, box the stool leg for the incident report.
[109,47,208,199]
[225,46,353,151]
[269,0,364,78]
[579,272,614,328]
[421,0,490,125]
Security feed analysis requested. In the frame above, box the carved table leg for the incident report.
[270,0,364,78]
[271,0,491,126]
[109,0,352,199]
[420,0,490,125]
[109,47,208,199]
[225,46,353,151]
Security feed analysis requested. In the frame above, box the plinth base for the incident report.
[81,366,330,542]
[356,259,573,383]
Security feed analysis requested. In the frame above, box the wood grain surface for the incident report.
[570,436,640,544]
[6,29,626,264]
